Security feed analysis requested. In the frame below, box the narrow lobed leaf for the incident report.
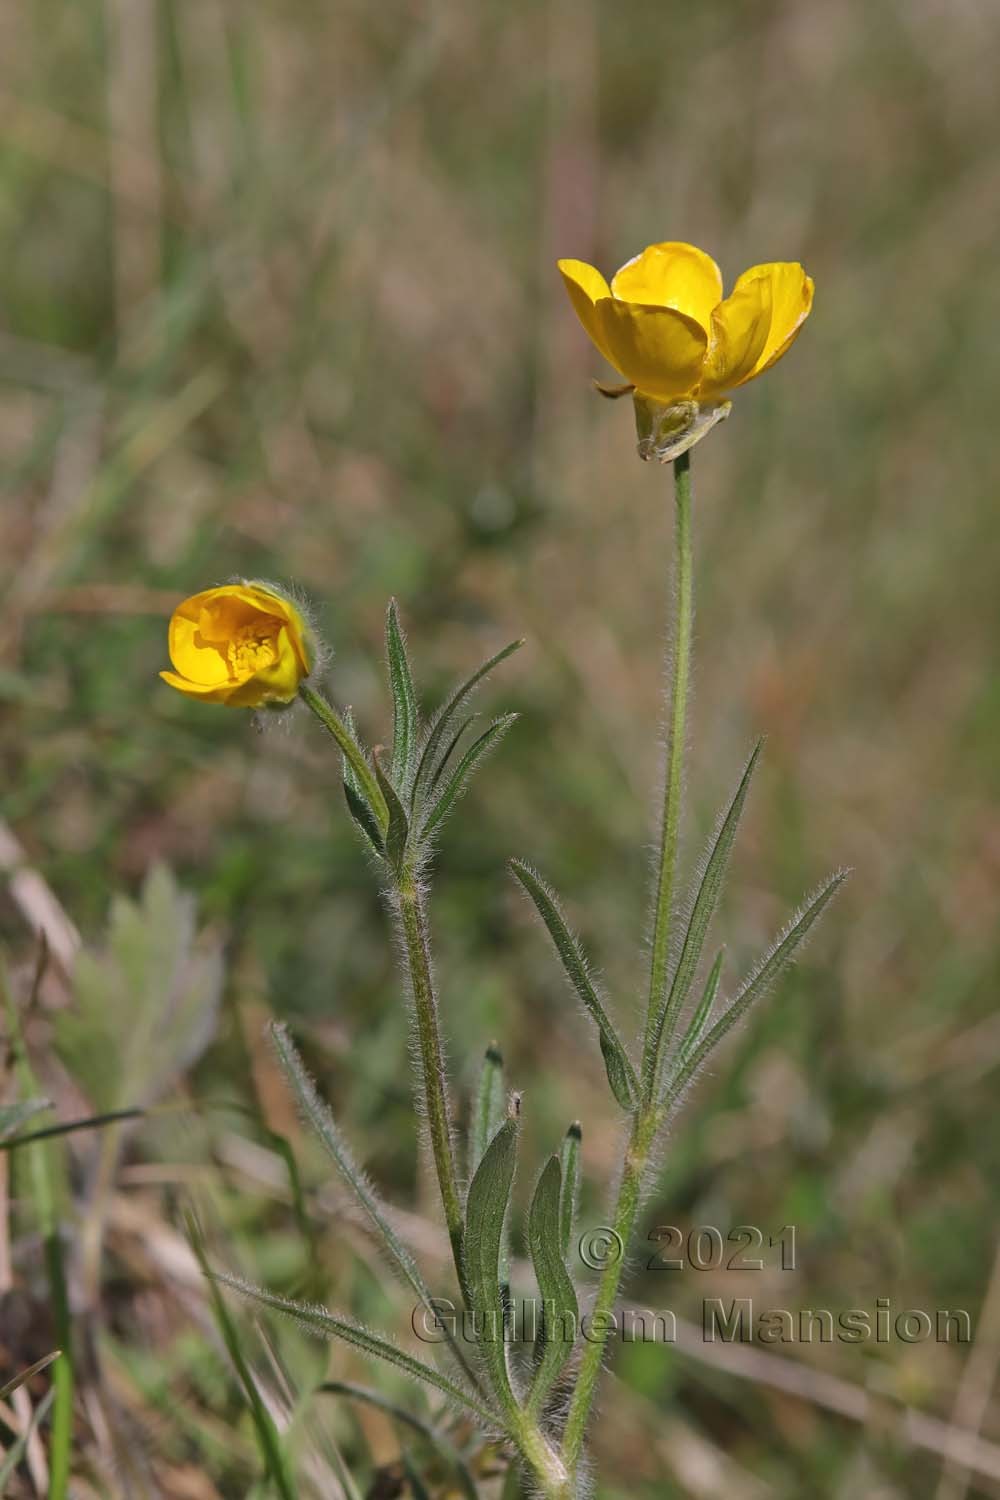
[429,713,477,792]
[469,1043,505,1181]
[411,639,523,813]
[386,600,420,787]
[420,715,518,842]
[374,754,410,873]
[649,741,763,1093]
[510,860,638,1111]
[526,1156,578,1416]
[664,870,848,1107]
[677,948,725,1068]
[463,1118,520,1417]
[558,1123,582,1260]
[213,1271,498,1427]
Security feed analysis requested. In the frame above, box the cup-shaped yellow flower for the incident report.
[558,242,813,461]
[160,582,314,707]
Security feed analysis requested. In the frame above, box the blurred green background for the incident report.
[2,0,1000,1495]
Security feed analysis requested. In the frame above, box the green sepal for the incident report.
[386,600,420,787]
[463,1117,519,1414]
[510,860,638,1111]
[526,1156,578,1415]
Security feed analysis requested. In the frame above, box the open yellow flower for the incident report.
[558,242,813,460]
[160,582,314,707]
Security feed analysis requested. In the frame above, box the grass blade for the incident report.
[0,1387,55,1490]
[320,1380,479,1500]
[0,1351,61,1403]
[510,860,638,1110]
[188,1220,297,1500]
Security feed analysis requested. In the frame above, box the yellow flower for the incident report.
[160,582,314,707]
[557,242,813,460]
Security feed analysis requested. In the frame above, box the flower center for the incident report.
[225,623,279,680]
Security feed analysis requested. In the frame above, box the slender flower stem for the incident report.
[395,868,466,1290]
[298,683,390,833]
[563,454,696,1479]
[641,451,694,1095]
[561,1107,657,1475]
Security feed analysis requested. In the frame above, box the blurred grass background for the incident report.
[2,0,1000,1495]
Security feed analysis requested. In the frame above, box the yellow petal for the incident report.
[733,262,814,382]
[557,258,618,369]
[610,243,723,334]
[595,298,707,402]
[697,275,773,398]
[159,670,238,704]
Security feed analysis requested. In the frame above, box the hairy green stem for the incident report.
[298,683,390,833]
[395,871,466,1288]
[560,1108,656,1475]
[641,451,694,1095]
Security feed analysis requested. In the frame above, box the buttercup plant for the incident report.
[162,241,843,1498]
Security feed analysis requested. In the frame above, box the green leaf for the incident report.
[677,948,724,1067]
[402,1455,433,1500]
[269,1024,483,1395]
[420,716,518,842]
[387,600,420,786]
[510,860,638,1111]
[213,1272,497,1426]
[526,1157,578,1416]
[665,870,848,1105]
[463,1117,519,1416]
[342,707,385,854]
[649,741,762,1090]
[429,713,476,791]
[0,1098,50,1143]
[188,1222,297,1500]
[374,755,410,874]
[469,1043,505,1180]
[558,1123,582,1259]
[57,864,222,1114]
[412,639,523,812]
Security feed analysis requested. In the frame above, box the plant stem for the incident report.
[395,868,466,1290]
[560,1107,655,1476]
[641,450,694,1095]
[298,683,390,833]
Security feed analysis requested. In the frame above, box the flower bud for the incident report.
[159,581,315,707]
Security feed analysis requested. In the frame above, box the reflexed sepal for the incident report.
[633,394,731,464]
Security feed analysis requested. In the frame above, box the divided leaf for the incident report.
[411,640,523,813]
[510,861,638,1111]
[463,1118,519,1415]
[469,1043,505,1180]
[526,1157,578,1415]
[649,742,762,1090]
[386,600,420,787]
[214,1272,496,1426]
[664,870,848,1105]
[420,716,518,841]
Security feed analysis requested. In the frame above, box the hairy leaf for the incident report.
[463,1118,519,1415]
[558,1123,582,1260]
[510,860,638,1110]
[420,715,518,841]
[412,639,523,812]
[527,1157,578,1415]
[387,600,420,786]
[469,1043,505,1180]
[677,948,724,1067]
